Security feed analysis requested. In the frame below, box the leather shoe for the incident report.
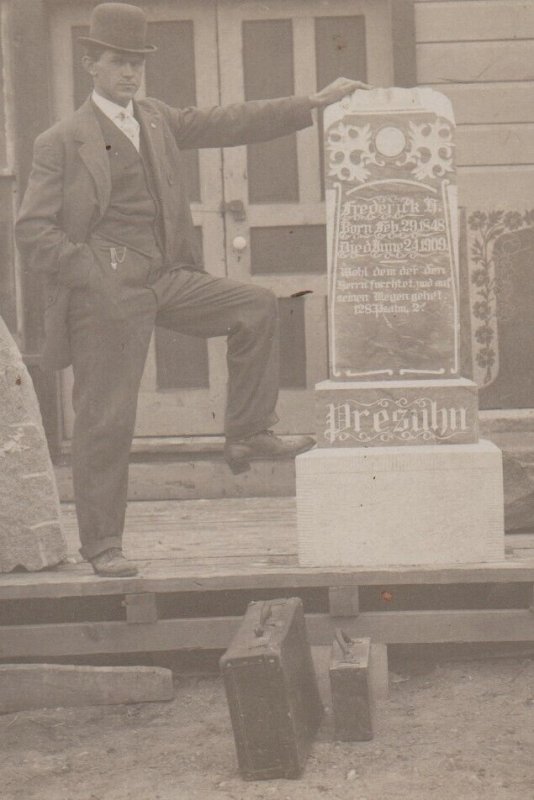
[224,430,315,474]
[90,548,139,577]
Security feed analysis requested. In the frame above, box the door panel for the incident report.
[217,0,393,431]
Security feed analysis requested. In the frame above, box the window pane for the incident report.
[315,17,367,197]
[242,20,299,203]
[315,16,367,90]
[146,21,200,202]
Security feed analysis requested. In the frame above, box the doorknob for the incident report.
[220,199,246,221]
[232,236,248,251]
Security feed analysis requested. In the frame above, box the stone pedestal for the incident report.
[0,315,66,572]
[297,441,504,567]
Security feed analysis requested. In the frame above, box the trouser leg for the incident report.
[68,252,157,560]
[153,270,280,439]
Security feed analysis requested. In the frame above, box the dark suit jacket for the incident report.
[15,95,313,370]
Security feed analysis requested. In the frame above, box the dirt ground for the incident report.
[2,654,534,800]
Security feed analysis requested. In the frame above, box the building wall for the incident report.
[0,1,18,339]
[2,0,534,437]
[415,0,534,410]
[415,0,534,202]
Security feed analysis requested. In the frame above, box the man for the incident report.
[16,3,369,577]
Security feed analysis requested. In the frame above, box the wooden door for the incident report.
[49,0,228,438]
[49,0,394,441]
[217,0,394,431]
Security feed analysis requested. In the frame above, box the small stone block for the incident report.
[315,378,479,447]
[297,440,505,567]
[0,664,174,713]
[329,634,374,741]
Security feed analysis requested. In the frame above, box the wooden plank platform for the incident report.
[1,498,534,659]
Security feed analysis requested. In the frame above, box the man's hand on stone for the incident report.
[309,77,372,109]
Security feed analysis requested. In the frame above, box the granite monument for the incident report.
[297,88,505,567]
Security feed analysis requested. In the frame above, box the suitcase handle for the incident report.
[335,628,353,656]
[254,601,273,637]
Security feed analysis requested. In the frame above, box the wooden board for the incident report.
[0,498,533,658]
[0,498,533,601]
[457,165,534,208]
[417,41,534,84]
[2,609,534,659]
[428,83,534,125]
[456,124,534,167]
[416,0,534,42]
[55,459,298,503]
[505,534,534,553]
[0,664,173,712]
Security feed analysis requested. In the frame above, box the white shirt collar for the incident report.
[92,90,135,121]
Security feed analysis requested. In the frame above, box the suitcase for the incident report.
[329,630,374,741]
[220,597,323,780]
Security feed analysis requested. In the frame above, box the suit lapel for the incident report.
[73,98,169,234]
[135,101,166,190]
[74,99,111,213]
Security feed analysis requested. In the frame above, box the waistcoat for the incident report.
[92,105,164,259]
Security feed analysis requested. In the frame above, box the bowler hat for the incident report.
[78,3,157,54]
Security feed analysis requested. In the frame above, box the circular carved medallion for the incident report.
[374,126,406,158]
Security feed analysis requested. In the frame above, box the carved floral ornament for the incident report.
[468,209,534,388]
[326,118,455,184]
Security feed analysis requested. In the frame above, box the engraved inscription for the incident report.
[324,89,460,381]
[324,397,468,444]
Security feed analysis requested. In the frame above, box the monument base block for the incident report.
[315,378,479,448]
[296,440,504,567]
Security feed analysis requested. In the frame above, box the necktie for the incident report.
[116,110,140,151]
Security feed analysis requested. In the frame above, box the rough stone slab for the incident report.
[296,440,505,567]
[0,664,174,713]
[0,314,66,572]
[315,377,479,447]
